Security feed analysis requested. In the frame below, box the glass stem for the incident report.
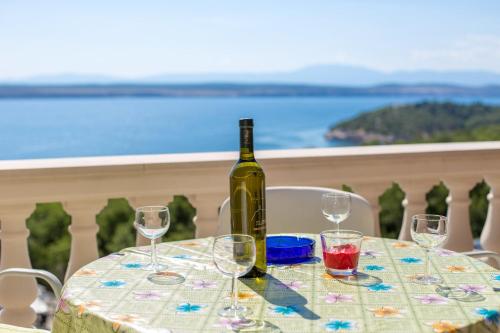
[231,275,239,316]
[151,238,158,272]
[425,249,430,277]
[334,222,340,246]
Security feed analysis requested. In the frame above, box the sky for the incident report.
[1,0,500,79]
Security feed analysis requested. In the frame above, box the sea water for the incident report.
[1,96,499,160]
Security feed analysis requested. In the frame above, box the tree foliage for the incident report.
[27,203,71,282]
[335,101,500,142]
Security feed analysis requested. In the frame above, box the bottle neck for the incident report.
[239,126,255,161]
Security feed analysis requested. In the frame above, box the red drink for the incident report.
[322,244,360,271]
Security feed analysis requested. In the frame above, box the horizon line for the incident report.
[1,82,500,88]
[3,63,500,82]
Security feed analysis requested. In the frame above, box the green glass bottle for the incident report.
[230,118,267,278]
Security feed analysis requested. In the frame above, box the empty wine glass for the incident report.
[321,192,351,233]
[134,206,184,285]
[410,214,448,285]
[213,234,256,327]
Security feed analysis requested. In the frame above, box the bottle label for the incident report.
[252,206,266,230]
[252,187,266,232]
[230,181,266,235]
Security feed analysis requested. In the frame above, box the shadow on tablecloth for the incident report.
[241,274,321,321]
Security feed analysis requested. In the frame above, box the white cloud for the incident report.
[410,34,500,72]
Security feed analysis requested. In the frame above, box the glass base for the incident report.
[218,305,252,318]
[412,274,442,285]
[332,272,383,287]
[230,319,266,331]
[147,271,185,285]
[436,286,486,302]
[325,267,357,276]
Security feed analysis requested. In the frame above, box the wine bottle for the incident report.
[230,118,267,278]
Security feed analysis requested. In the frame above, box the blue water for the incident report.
[1,96,499,160]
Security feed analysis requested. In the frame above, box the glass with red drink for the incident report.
[320,230,362,276]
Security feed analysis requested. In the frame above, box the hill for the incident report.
[5,65,500,86]
[327,101,500,144]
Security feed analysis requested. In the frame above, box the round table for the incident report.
[52,234,500,333]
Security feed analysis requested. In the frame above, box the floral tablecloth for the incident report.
[52,234,500,333]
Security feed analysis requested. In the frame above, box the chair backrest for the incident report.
[217,186,375,236]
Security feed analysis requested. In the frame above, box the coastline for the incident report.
[1,83,500,99]
[325,128,395,144]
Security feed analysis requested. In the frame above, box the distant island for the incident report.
[1,83,500,98]
[5,64,500,86]
[326,101,500,144]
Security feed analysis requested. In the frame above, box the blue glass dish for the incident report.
[266,235,315,264]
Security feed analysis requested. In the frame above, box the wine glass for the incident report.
[321,192,351,234]
[134,206,184,285]
[213,234,256,327]
[410,214,448,285]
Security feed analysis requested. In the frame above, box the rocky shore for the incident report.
[325,128,395,144]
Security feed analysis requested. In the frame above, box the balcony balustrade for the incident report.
[1,141,500,327]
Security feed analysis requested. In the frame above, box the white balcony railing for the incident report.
[1,141,500,327]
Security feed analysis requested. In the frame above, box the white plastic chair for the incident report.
[461,250,500,269]
[218,186,376,236]
[0,268,62,333]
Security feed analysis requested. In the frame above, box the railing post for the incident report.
[63,199,105,281]
[0,203,38,327]
[443,178,476,251]
[398,180,435,241]
[192,193,227,238]
[129,196,173,247]
[481,176,500,252]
